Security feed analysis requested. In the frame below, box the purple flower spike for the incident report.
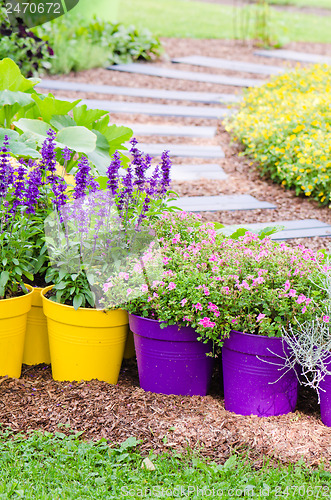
[11,159,26,212]
[53,178,69,209]
[107,151,121,195]
[159,150,172,196]
[41,129,57,181]
[61,147,71,164]
[25,163,42,214]
[0,135,13,198]
[130,139,150,188]
[73,156,91,199]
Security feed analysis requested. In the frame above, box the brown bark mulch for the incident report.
[0,360,329,469]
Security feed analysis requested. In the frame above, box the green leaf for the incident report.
[229,228,249,240]
[0,129,40,158]
[73,105,107,129]
[258,225,285,239]
[13,118,53,140]
[119,436,142,451]
[56,127,97,154]
[0,271,9,289]
[0,90,34,108]
[31,95,81,124]
[99,124,132,154]
[50,115,76,130]
[0,58,37,92]
[73,294,83,310]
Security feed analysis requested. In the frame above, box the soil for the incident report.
[22,38,331,466]
[0,361,329,469]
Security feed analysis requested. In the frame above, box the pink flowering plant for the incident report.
[103,213,327,343]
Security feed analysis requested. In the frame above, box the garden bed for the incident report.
[1,361,330,470]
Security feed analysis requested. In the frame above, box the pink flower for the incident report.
[194,303,203,311]
[181,298,187,306]
[289,289,297,297]
[141,284,149,293]
[199,317,216,328]
[222,286,230,294]
[103,282,113,292]
[126,288,133,296]
[256,313,266,322]
[323,315,330,323]
[203,285,210,296]
[284,280,290,290]
[231,319,238,324]
[172,233,181,244]
[305,298,312,305]
[296,294,306,304]
[302,306,307,314]
[168,282,176,290]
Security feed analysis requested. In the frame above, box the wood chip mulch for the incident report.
[1,360,330,469]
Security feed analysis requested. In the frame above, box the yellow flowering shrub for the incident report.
[225,64,331,206]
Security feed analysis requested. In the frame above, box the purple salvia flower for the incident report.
[25,162,42,214]
[61,147,71,164]
[87,174,99,193]
[11,159,26,212]
[73,156,91,199]
[52,177,69,211]
[159,150,172,196]
[130,138,150,188]
[0,135,13,198]
[107,151,121,195]
[41,129,57,182]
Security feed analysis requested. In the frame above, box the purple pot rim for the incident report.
[224,329,292,357]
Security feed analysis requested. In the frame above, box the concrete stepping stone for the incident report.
[255,49,331,64]
[129,143,225,159]
[172,55,284,75]
[38,79,240,104]
[121,123,216,138]
[168,195,276,212]
[77,98,232,120]
[219,219,331,240]
[107,63,262,87]
[170,164,228,181]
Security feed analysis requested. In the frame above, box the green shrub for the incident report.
[34,14,163,74]
[226,64,331,206]
[0,6,53,77]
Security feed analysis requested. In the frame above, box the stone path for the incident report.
[77,98,232,120]
[255,49,331,64]
[172,55,284,75]
[169,195,277,212]
[127,143,225,159]
[121,123,217,138]
[219,219,331,240]
[107,63,262,87]
[38,79,240,104]
[49,51,331,239]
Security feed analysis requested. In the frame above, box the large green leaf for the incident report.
[73,105,107,129]
[101,124,132,154]
[0,129,40,158]
[13,118,53,140]
[56,127,97,154]
[0,58,37,92]
[50,115,76,130]
[31,95,81,123]
[0,90,34,107]
[87,130,112,175]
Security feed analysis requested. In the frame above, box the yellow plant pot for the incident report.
[123,330,136,359]
[41,286,128,383]
[0,285,33,378]
[23,287,51,365]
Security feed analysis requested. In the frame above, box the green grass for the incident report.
[0,428,330,499]
[270,0,331,8]
[71,0,331,43]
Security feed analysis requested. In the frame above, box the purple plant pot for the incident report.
[128,314,214,396]
[319,355,331,427]
[222,330,299,417]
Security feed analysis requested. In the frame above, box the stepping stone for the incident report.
[219,219,331,240]
[128,143,225,159]
[170,164,228,181]
[38,79,240,104]
[255,49,331,65]
[172,55,284,75]
[77,98,232,120]
[107,63,262,88]
[168,195,276,212]
[121,123,216,138]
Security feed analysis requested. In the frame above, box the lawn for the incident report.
[271,0,331,7]
[1,428,330,499]
[71,0,331,43]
